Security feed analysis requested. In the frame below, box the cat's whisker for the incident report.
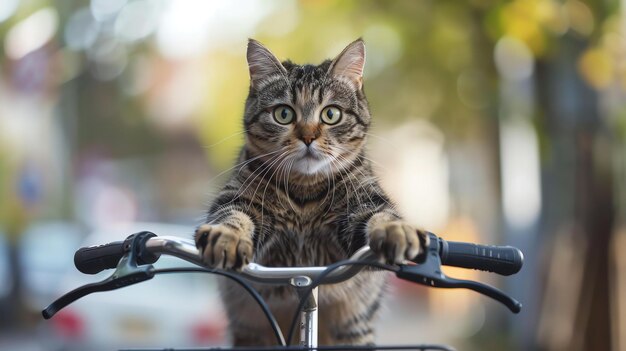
[232,150,286,204]
[248,151,287,212]
[203,129,249,150]
[273,157,287,211]
[364,132,398,151]
[333,145,393,216]
[259,152,293,228]
[246,150,291,213]
[333,152,376,211]
[333,150,393,209]
[333,157,360,222]
[328,154,362,212]
[315,159,332,211]
[236,149,285,178]
[279,155,296,210]
[209,150,285,212]
[330,144,383,183]
[284,158,298,213]
[319,162,334,209]
[208,149,281,186]
[319,157,337,218]
[332,144,386,171]
[231,156,275,201]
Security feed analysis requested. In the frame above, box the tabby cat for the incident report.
[195,38,429,346]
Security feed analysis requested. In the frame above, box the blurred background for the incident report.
[0,0,625,350]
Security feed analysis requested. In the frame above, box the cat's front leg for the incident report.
[367,213,429,265]
[194,211,254,270]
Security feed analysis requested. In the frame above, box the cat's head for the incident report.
[242,39,371,177]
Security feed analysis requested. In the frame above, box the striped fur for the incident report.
[195,39,428,346]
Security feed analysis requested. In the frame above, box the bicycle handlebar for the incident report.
[45,231,523,321]
[75,233,523,279]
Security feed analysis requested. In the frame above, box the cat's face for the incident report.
[242,39,371,177]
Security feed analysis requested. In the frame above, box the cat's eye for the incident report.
[321,106,342,125]
[272,105,295,125]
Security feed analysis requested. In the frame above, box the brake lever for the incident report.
[397,233,522,314]
[42,232,156,319]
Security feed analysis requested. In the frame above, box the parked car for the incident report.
[44,222,227,351]
[0,230,12,300]
[0,229,15,332]
[18,221,83,311]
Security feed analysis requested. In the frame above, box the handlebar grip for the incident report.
[439,240,523,276]
[74,241,126,275]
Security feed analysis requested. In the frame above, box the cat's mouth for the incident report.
[295,143,323,160]
[303,148,321,160]
[290,146,331,175]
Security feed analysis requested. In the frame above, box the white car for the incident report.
[0,230,12,300]
[19,221,83,312]
[44,223,227,351]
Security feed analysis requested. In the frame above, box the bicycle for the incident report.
[42,231,523,351]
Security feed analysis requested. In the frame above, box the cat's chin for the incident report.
[291,156,332,176]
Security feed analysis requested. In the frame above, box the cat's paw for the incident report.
[194,223,253,270]
[368,221,429,264]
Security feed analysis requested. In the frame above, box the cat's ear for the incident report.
[329,38,366,90]
[247,39,286,89]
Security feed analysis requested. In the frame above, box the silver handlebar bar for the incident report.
[145,236,379,285]
[43,232,523,321]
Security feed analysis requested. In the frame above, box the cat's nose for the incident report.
[301,135,316,146]
[297,125,319,146]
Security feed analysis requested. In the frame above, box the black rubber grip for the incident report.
[439,240,524,276]
[74,241,125,274]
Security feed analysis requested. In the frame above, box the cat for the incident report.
[195,38,429,346]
